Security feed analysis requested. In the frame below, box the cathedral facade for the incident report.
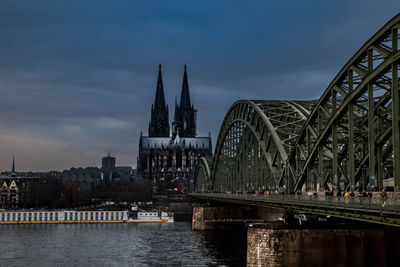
[137,65,212,191]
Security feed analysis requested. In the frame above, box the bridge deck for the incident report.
[189,193,400,227]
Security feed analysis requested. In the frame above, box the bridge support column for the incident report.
[247,224,400,266]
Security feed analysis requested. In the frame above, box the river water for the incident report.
[1,222,399,266]
[0,222,247,266]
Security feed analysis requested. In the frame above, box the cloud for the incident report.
[0,0,398,170]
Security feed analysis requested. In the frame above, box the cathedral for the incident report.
[137,65,212,191]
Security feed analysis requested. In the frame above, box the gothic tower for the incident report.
[12,155,15,173]
[172,65,197,138]
[149,64,170,137]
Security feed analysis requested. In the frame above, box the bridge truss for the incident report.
[196,14,400,193]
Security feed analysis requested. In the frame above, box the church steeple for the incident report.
[180,64,191,110]
[172,64,197,138]
[149,64,170,137]
[154,64,166,109]
[12,155,15,173]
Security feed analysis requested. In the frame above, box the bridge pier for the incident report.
[192,205,283,231]
[247,223,400,266]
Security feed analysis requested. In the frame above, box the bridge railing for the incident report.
[192,193,400,214]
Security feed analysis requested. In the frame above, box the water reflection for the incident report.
[2,222,398,266]
[0,222,246,266]
[193,227,247,267]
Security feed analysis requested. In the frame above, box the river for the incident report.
[1,222,399,266]
[0,222,246,266]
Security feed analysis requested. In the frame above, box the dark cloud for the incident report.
[0,0,399,171]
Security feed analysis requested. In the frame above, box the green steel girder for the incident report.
[194,13,400,195]
[194,156,212,192]
[289,14,400,192]
[201,100,314,192]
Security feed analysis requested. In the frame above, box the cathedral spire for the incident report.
[180,64,191,110]
[149,64,170,137]
[12,155,15,173]
[154,64,166,108]
[172,65,196,138]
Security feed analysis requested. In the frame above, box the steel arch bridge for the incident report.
[195,13,400,194]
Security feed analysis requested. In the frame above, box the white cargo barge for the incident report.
[0,210,173,224]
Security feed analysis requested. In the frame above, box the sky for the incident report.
[0,0,399,171]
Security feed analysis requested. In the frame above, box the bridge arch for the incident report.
[288,13,400,192]
[194,157,212,192]
[198,100,314,192]
[195,13,400,194]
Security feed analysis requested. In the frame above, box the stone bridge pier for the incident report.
[246,224,400,266]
